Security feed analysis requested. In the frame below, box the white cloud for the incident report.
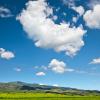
[48,59,66,73]
[0,48,15,60]
[0,7,13,18]
[90,58,100,64]
[48,59,74,74]
[1,51,15,60]
[34,58,99,75]
[84,4,100,28]
[14,68,22,72]
[34,59,74,74]
[17,0,86,57]
[36,72,46,76]
[72,6,85,16]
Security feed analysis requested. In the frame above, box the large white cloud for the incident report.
[17,0,86,56]
[0,48,15,60]
[90,58,100,64]
[84,4,100,28]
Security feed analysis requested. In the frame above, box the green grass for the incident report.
[0,93,100,100]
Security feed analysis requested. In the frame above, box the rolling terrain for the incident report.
[0,81,100,96]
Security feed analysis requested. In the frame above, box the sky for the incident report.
[0,0,100,90]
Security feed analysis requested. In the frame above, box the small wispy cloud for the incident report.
[36,72,46,76]
[90,58,100,64]
[34,65,47,70]
[0,6,13,18]
[14,67,22,72]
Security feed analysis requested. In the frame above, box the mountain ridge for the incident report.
[0,81,100,96]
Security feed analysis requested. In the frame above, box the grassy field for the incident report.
[0,93,100,100]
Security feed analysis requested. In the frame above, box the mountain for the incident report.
[0,81,100,96]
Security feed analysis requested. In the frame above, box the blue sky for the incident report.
[0,0,100,90]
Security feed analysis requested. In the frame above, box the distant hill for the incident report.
[0,81,100,96]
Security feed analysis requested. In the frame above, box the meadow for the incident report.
[0,93,100,100]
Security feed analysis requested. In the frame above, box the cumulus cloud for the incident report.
[0,48,15,60]
[48,59,74,74]
[72,6,85,16]
[84,4,100,28]
[1,51,15,60]
[0,7,13,18]
[17,0,86,57]
[48,59,66,73]
[90,58,100,64]
[36,72,46,76]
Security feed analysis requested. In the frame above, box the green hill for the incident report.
[0,81,100,96]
